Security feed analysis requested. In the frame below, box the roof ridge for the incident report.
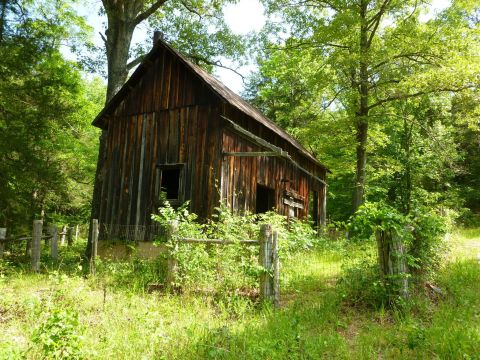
[92,37,329,171]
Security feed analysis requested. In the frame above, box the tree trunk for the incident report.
[352,2,370,213]
[0,0,7,44]
[353,119,368,212]
[86,7,136,259]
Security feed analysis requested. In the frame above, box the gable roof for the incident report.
[93,38,328,171]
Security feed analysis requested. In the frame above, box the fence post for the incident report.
[259,224,274,303]
[166,220,179,288]
[90,219,99,275]
[0,228,6,259]
[75,225,79,242]
[60,225,67,246]
[272,229,280,307]
[31,220,43,272]
[375,228,408,302]
[48,226,58,260]
[67,226,73,246]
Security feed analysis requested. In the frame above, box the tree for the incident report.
[0,0,104,231]
[252,0,479,213]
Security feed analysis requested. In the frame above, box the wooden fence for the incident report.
[0,221,84,272]
[1,219,280,305]
[164,221,280,306]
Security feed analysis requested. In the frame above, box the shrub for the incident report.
[408,208,448,280]
[341,202,450,307]
[151,201,325,294]
[32,307,84,359]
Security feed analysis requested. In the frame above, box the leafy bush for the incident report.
[341,202,448,307]
[408,208,447,280]
[151,201,325,295]
[347,202,408,242]
[32,307,84,359]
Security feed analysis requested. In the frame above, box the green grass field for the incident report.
[0,230,479,359]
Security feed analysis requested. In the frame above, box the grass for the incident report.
[0,229,479,359]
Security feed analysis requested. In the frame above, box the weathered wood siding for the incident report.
[219,105,327,224]
[97,42,327,239]
[98,47,223,237]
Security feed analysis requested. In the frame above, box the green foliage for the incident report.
[342,202,449,307]
[408,208,448,279]
[247,0,480,220]
[152,202,325,295]
[1,227,479,358]
[339,259,388,309]
[32,301,84,359]
[96,256,167,294]
[347,202,407,242]
[0,0,104,231]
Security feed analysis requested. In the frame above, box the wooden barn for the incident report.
[93,36,329,241]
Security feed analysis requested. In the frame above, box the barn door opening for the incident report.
[256,184,275,214]
[156,164,184,207]
[161,169,180,199]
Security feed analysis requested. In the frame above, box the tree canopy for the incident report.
[245,0,480,220]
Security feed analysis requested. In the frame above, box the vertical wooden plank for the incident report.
[154,49,165,110]
[187,106,198,210]
[166,220,179,287]
[259,223,273,302]
[136,114,147,227]
[163,55,172,109]
[272,228,280,308]
[104,117,116,225]
[179,108,186,163]
[48,226,58,260]
[320,184,327,226]
[118,117,130,225]
[128,115,142,226]
[145,113,157,226]
[124,116,136,225]
[90,219,99,275]
[159,111,169,164]
[31,220,42,272]
[60,225,67,246]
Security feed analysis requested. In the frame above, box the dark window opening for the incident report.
[161,168,180,200]
[309,190,319,227]
[256,184,275,214]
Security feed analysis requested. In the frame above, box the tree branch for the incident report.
[134,0,168,26]
[371,52,443,71]
[367,0,392,47]
[99,31,107,46]
[188,54,246,82]
[180,0,202,18]
[127,55,145,70]
[322,87,344,110]
[369,86,475,110]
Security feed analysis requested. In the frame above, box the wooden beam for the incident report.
[177,238,259,245]
[221,116,328,186]
[223,151,281,157]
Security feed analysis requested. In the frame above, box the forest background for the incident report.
[0,0,479,232]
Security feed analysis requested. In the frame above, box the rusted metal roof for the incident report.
[93,38,329,171]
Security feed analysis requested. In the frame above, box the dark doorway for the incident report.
[309,190,319,227]
[256,184,275,214]
[160,168,181,200]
